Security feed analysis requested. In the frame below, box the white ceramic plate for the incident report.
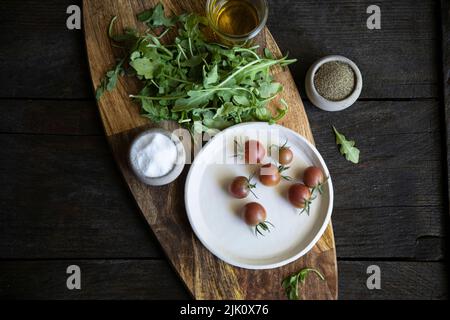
[185,122,333,269]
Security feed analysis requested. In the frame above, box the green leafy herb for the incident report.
[96,59,125,101]
[137,3,177,27]
[264,48,274,59]
[333,126,360,164]
[108,16,139,43]
[282,268,325,300]
[96,4,296,132]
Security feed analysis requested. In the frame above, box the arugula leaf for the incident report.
[233,95,250,106]
[214,102,237,119]
[140,98,171,121]
[282,268,325,300]
[95,84,105,101]
[333,126,360,164]
[130,57,157,79]
[264,48,274,59]
[95,59,124,101]
[137,3,175,27]
[254,107,271,121]
[203,65,219,87]
[258,82,282,99]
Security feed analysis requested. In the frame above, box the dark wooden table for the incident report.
[0,0,448,300]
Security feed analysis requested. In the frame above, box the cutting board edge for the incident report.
[83,0,338,300]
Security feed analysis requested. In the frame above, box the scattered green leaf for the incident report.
[264,48,274,59]
[333,126,360,164]
[137,2,176,27]
[282,268,325,300]
[95,59,125,101]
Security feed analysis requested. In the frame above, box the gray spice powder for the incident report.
[314,61,355,101]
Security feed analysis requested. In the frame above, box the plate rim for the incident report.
[184,122,334,270]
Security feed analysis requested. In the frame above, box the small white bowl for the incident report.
[305,55,363,112]
[129,128,186,186]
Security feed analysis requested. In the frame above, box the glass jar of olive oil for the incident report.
[206,0,268,43]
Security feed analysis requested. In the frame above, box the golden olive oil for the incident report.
[215,0,260,36]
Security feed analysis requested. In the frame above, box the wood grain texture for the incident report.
[0,100,102,136]
[0,259,190,300]
[269,0,439,99]
[0,0,440,99]
[441,0,450,215]
[83,0,337,299]
[0,260,446,300]
[0,108,445,260]
[337,261,448,300]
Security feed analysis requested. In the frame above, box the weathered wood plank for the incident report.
[0,99,445,261]
[0,260,446,299]
[441,0,450,214]
[0,0,439,99]
[335,207,445,260]
[0,101,446,259]
[307,100,444,209]
[307,99,446,259]
[338,261,448,300]
[270,0,439,99]
[0,259,189,300]
[0,100,102,135]
[0,98,440,136]
[0,134,164,258]
[0,0,91,99]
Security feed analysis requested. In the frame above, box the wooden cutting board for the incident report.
[83,0,338,299]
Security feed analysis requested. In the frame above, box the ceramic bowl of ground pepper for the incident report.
[305,55,362,112]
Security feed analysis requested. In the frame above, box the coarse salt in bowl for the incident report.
[129,128,186,186]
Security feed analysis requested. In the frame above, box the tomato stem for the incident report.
[311,176,329,195]
[278,165,293,181]
[254,220,274,237]
[299,198,313,216]
[247,173,258,198]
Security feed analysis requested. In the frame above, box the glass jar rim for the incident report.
[206,0,269,42]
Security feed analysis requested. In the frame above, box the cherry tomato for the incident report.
[244,140,266,164]
[229,176,256,199]
[303,166,327,194]
[259,163,281,186]
[278,147,293,165]
[241,202,267,226]
[241,202,274,236]
[288,183,312,215]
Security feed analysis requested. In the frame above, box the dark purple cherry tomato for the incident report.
[242,202,267,226]
[288,183,313,215]
[241,202,274,236]
[303,166,327,194]
[229,176,256,199]
[259,163,281,187]
[278,146,293,165]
